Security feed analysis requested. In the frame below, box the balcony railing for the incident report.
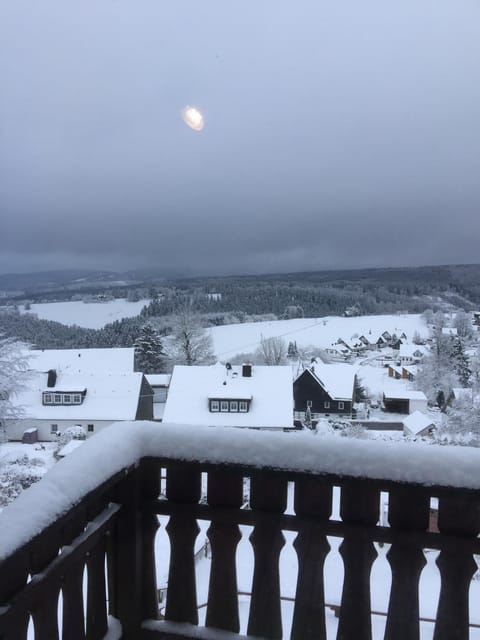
[1,422,480,640]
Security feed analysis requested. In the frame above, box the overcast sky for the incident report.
[1,1,480,277]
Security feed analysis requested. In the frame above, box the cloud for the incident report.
[1,0,480,275]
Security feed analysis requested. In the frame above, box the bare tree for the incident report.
[0,337,31,443]
[257,335,287,365]
[170,309,215,366]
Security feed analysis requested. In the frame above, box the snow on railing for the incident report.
[2,420,480,562]
[1,422,480,639]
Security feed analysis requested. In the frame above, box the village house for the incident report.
[6,369,153,441]
[383,387,428,414]
[293,362,356,426]
[162,363,294,429]
[398,344,426,365]
[402,410,436,437]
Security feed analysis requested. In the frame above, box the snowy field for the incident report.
[209,314,429,360]
[21,298,150,329]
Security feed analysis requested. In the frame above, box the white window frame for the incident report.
[239,401,248,413]
[44,393,53,404]
[324,401,330,409]
[63,394,72,404]
[307,400,312,408]
[73,394,82,404]
[230,400,238,412]
[210,400,219,412]
[338,401,345,410]
[87,424,94,433]
[50,424,58,434]
[54,394,62,404]
[220,401,229,412]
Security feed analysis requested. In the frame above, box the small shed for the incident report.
[22,428,38,444]
[383,389,428,414]
[403,411,435,437]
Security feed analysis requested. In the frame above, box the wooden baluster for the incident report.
[205,470,243,632]
[109,468,142,639]
[384,487,429,640]
[0,549,29,640]
[433,493,480,640]
[336,483,379,640]
[165,464,201,625]
[139,458,161,622]
[30,530,62,640]
[247,472,287,640]
[291,477,332,640]
[61,511,88,640]
[86,539,108,640]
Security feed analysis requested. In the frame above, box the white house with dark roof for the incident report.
[162,363,294,429]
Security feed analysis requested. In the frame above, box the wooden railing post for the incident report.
[384,487,429,640]
[61,510,88,640]
[0,549,30,640]
[109,468,143,639]
[164,464,201,625]
[433,493,480,640]
[29,529,63,640]
[291,477,332,640]
[247,472,287,640]
[337,483,379,640]
[205,469,243,633]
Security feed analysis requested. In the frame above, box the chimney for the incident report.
[242,364,252,378]
[47,369,57,388]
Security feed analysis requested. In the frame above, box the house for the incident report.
[402,366,417,381]
[403,411,436,437]
[162,363,294,429]
[383,387,428,414]
[358,334,376,350]
[293,363,356,425]
[6,370,153,441]
[146,374,171,421]
[388,364,403,380]
[398,344,426,365]
[446,387,475,407]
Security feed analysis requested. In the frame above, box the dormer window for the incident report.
[43,390,86,406]
[209,398,251,413]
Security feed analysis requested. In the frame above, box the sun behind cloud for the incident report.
[181,105,205,131]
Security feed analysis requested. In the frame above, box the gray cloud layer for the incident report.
[1,1,480,275]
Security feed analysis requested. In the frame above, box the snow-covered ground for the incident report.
[209,314,428,360]
[21,298,150,329]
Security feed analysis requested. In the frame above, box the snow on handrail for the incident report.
[1,420,480,561]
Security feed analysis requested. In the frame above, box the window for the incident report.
[63,394,71,404]
[54,394,62,404]
[210,400,219,412]
[307,400,312,407]
[73,394,82,404]
[230,400,238,412]
[338,402,345,410]
[50,424,58,434]
[220,401,229,412]
[324,401,330,409]
[44,393,53,404]
[239,401,248,412]
[87,424,94,432]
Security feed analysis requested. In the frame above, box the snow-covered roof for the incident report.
[403,411,435,436]
[299,363,356,400]
[163,364,293,428]
[146,374,171,387]
[26,348,135,374]
[384,387,427,401]
[398,344,426,358]
[14,371,145,421]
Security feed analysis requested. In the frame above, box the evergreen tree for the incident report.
[450,337,472,387]
[134,324,166,374]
